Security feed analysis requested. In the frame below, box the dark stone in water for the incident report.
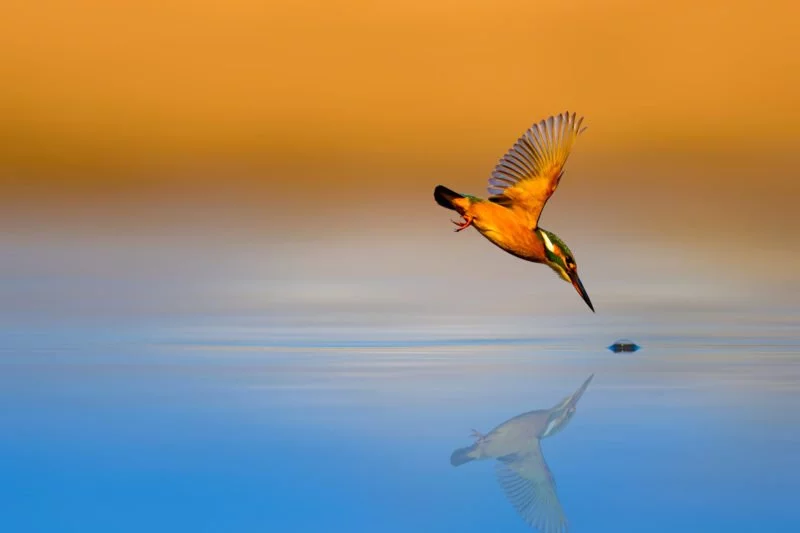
[608,339,640,353]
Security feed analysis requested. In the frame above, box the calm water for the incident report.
[1,308,798,533]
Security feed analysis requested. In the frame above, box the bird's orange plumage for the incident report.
[460,200,546,263]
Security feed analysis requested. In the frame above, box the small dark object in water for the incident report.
[608,339,640,353]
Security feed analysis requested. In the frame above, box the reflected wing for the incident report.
[488,112,586,229]
[494,444,568,533]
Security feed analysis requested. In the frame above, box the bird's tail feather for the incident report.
[434,185,464,211]
[450,444,478,467]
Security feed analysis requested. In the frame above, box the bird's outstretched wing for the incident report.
[488,112,586,229]
[494,444,568,533]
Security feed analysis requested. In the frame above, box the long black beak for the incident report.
[554,373,595,411]
[570,273,594,312]
[569,374,594,406]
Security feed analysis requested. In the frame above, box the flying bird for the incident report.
[450,374,594,533]
[433,112,594,311]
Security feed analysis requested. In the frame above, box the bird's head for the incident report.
[536,228,594,312]
[542,374,594,438]
[541,403,578,438]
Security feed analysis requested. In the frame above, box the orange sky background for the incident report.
[1,0,799,239]
[2,1,798,170]
[0,0,798,319]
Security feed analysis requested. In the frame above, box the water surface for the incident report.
[2,309,798,532]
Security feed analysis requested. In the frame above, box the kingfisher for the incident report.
[450,374,594,533]
[433,112,594,312]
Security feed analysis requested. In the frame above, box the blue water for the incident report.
[1,311,799,533]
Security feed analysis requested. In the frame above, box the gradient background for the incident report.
[1,2,799,532]
[2,0,799,322]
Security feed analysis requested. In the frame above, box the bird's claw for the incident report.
[451,215,473,232]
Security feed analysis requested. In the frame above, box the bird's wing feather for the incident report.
[488,112,586,229]
[494,444,568,533]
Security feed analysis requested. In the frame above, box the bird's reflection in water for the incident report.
[450,374,594,533]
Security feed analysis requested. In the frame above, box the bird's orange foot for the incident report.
[451,215,473,232]
[470,429,486,443]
